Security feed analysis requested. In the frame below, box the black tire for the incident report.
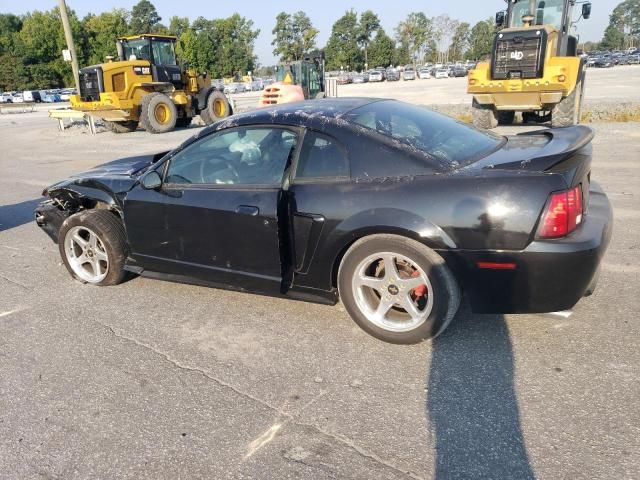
[497,110,515,125]
[522,110,552,124]
[105,120,138,133]
[139,92,177,134]
[200,90,231,125]
[58,210,129,286]
[175,117,192,128]
[472,98,498,129]
[552,81,582,127]
[338,234,460,344]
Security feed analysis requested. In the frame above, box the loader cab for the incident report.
[117,35,183,88]
[500,0,591,57]
[275,57,325,99]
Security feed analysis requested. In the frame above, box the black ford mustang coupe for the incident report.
[35,99,612,344]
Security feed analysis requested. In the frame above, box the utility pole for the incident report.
[58,0,80,91]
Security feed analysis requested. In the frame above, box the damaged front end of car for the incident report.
[34,151,168,243]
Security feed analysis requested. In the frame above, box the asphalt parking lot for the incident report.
[1,81,639,478]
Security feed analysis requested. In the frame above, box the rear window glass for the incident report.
[342,100,503,168]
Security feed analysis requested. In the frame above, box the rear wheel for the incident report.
[338,235,460,344]
[200,90,231,125]
[552,81,582,127]
[472,99,498,129]
[105,120,138,134]
[139,92,177,134]
[497,110,515,125]
[58,210,129,286]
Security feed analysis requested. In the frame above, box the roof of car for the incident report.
[213,98,388,130]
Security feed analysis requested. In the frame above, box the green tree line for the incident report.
[271,9,496,71]
[0,0,260,90]
[2,0,629,91]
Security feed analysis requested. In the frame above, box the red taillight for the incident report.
[537,185,584,239]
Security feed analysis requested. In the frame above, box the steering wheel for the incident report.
[199,158,240,184]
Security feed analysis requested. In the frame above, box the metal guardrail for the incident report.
[49,108,98,134]
[0,102,36,114]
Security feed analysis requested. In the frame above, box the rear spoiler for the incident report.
[494,125,594,172]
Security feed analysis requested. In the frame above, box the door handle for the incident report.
[235,205,259,216]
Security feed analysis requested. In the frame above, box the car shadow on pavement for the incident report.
[427,305,535,479]
[0,198,43,232]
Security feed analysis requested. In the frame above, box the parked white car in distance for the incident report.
[418,68,431,79]
[434,69,449,79]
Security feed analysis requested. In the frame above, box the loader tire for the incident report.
[472,99,498,129]
[497,110,515,125]
[552,81,582,127]
[200,90,231,125]
[105,120,138,133]
[139,92,177,134]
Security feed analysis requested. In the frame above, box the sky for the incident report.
[0,0,620,64]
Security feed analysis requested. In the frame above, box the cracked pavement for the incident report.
[0,111,639,479]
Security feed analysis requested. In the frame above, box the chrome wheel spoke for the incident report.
[357,273,385,292]
[89,233,98,248]
[72,253,89,266]
[399,293,422,321]
[374,296,395,321]
[399,275,427,291]
[72,233,88,248]
[95,250,108,263]
[381,254,399,281]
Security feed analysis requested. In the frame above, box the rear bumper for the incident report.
[443,183,613,314]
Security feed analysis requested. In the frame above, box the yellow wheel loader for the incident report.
[70,35,231,134]
[467,0,592,129]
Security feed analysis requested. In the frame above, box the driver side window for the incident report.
[165,127,298,186]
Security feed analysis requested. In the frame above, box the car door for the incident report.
[287,130,351,289]
[124,125,299,294]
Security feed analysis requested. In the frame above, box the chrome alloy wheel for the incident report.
[64,225,109,283]
[351,252,433,333]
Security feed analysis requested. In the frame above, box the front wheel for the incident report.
[472,99,498,129]
[58,210,129,286]
[551,81,582,127]
[139,92,177,134]
[338,235,460,344]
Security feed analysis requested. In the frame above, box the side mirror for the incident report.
[141,170,162,190]
[495,11,506,27]
[582,3,592,19]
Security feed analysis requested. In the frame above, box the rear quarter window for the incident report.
[342,100,504,172]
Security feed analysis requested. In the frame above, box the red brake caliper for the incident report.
[410,270,427,298]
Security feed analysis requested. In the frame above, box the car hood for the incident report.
[70,151,170,179]
[44,151,170,200]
